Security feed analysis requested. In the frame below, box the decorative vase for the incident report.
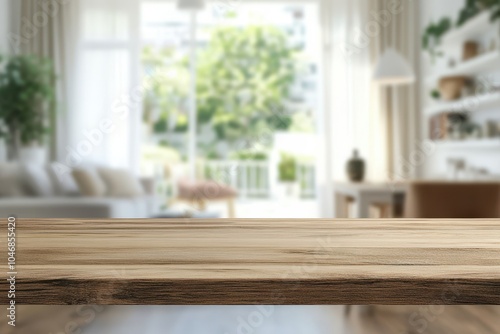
[462,41,479,61]
[439,76,466,101]
[346,149,365,183]
[276,182,300,200]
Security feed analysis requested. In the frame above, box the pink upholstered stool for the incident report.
[173,179,238,218]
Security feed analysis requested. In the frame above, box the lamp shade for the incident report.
[177,0,205,10]
[373,48,415,86]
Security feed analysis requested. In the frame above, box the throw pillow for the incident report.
[0,163,26,197]
[47,163,80,196]
[98,168,144,198]
[72,168,107,197]
[22,164,56,197]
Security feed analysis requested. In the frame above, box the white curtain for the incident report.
[12,0,141,170]
[320,0,419,217]
[371,0,420,182]
[11,0,79,160]
[67,0,141,170]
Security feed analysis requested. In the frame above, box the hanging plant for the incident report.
[457,0,483,26]
[422,18,452,63]
[457,0,500,26]
[489,0,500,22]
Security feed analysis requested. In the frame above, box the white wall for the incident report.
[0,0,10,53]
[420,0,464,25]
[419,0,500,179]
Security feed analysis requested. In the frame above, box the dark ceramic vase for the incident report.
[346,149,365,182]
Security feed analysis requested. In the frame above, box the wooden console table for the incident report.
[2,219,499,305]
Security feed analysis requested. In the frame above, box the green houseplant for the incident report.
[489,0,500,21]
[422,18,452,63]
[457,0,484,26]
[277,153,300,199]
[457,0,500,26]
[0,120,7,162]
[0,54,56,160]
[278,153,297,183]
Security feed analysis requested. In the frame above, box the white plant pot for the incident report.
[276,182,301,200]
[0,139,7,163]
[19,146,47,165]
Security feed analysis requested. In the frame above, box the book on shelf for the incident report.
[429,113,449,140]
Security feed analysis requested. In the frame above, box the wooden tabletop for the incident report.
[2,219,500,305]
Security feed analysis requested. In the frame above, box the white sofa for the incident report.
[0,184,157,218]
[0,162,158,218]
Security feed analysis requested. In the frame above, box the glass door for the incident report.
[140,0,323,217]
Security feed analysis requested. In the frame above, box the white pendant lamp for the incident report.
[373,48,415,86]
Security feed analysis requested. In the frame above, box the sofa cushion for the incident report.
[98,168,144,198]
[47,163,80,196]
[23,164,56,197]
[0,197,152,218]
[0,163,27,197]
[72,168,107,197]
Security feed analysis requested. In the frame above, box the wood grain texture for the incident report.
[1,219,500,305]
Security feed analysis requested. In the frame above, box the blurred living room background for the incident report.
[1,0,500,220]
[1,1,500,333]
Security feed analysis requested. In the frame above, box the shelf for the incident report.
[434,138,500,149]
[427,51,500,84]
[441,11,494,46]
[425,92,500,116]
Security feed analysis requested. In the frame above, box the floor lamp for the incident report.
[345,48,415,319]
[374,47,415,183]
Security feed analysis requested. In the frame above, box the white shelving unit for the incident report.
[441,11,493,46]
[426,51,500,85]
[424,11,500,150]
[434,138,500,149]
[425,92,500,116]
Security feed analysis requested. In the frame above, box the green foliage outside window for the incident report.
[230,150,268,161]
[142,25,300,150]
[278,153,297,182]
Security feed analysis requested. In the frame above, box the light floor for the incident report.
[4,306,499,334]
[171,199,320,218]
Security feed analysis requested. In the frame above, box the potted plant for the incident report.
[0,120,7,162]
[422,18,452,64]
[456,0,500,26]
[277,153,300,199]
[430,89,441,100]
[489,0,500,21]
[457,0,484,27]
[0,54,56,163]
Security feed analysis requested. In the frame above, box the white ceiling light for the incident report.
[177,0,205,10]
[373,48,415,86]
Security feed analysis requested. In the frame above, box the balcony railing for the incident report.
[202,160,316,199]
